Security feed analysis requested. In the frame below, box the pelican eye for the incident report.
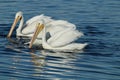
[19,16,22,20]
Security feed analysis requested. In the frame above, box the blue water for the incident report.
[0,0,120,80]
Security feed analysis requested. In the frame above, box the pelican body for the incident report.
[7,11,78,46]
[29,21,87,52]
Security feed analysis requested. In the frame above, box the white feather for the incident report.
[47,28,83,47]
[22,14,53,34]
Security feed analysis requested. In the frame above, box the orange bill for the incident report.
[29,23,44,48]
[7,16,21,38]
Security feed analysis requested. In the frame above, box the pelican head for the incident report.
[29,21,44,48]
[7,11,23,38]
[15,11,23,19]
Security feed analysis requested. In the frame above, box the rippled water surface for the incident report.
[0,0,120,80]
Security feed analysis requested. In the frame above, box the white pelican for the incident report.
[7,11,77,46]
[7,11,54,38]
[29,21,87,52]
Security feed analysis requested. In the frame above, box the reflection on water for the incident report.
[3,35,120,80]
[0,0,120,79]
[29,50,46,77]
[5,44,84,79]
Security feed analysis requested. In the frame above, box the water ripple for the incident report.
[0,0,120,80]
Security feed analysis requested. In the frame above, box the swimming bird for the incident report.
[29,21,87,52]
[7,11,77,46]
[7,11,54,39]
